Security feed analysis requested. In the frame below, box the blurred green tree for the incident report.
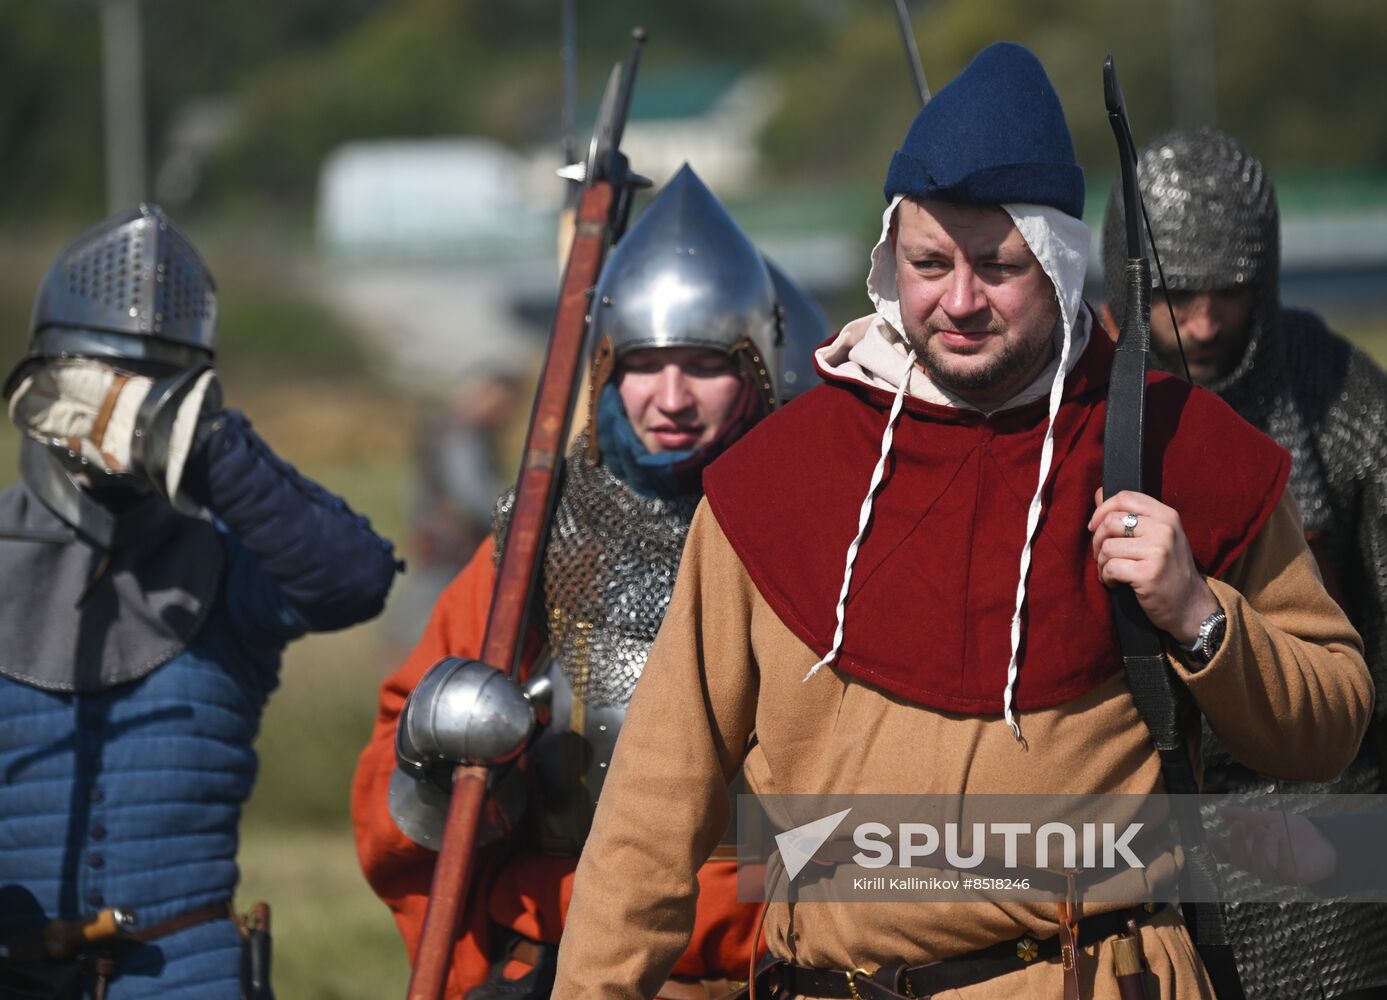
[0,0,391,221]
[761,0,1387,190]
[0,3,103,219]
[3,0,1386,222]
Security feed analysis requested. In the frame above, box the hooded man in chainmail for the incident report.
[1103,126,1387,1000]
[0,204,400,999]
[352,164,827,1000]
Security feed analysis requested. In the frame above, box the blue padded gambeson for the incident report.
[0,414,398,998]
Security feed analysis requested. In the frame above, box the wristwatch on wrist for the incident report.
[1183,609,1227,663]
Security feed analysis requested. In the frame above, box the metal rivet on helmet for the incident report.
[24,203,217,365]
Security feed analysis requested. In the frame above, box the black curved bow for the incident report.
[1101,55,1247,1000]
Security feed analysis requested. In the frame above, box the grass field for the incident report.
[239,623,412,1000]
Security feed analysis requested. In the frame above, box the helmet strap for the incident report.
[583,336,617,465]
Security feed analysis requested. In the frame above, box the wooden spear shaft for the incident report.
[405,181,616,1000]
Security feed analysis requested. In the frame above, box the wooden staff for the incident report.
[405,29,648,1000]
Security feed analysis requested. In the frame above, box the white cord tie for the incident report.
[1000,316,1075,741]
[804,348,917,682]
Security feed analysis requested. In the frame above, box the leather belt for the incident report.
[745,903,1164,999]
[0,900,238,1000]
[126,900,235,943]
[511,940,744,1000]
[0,899,234,962]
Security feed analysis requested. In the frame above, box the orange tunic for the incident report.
[351,537,762,997]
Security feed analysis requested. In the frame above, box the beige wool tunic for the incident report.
[551,492,1371,999]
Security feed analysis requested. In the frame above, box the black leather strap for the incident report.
[745,904,1164,999]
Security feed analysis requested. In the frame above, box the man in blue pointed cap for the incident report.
[549,42,1370,1000]
[352,165,828,998]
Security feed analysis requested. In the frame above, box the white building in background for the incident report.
[314,69,783,264]
[314,138,558,391]
[308,71,820,392]
[316,137,559,262]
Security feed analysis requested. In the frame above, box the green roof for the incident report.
[578,66,744,129]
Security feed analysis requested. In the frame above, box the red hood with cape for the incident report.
[703,330,1290,715]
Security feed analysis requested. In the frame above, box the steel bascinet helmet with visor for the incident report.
[583,163,781,454]
[4,202,217,398]
[3,204,220,545]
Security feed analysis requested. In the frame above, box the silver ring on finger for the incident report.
[1122,512,1139,538]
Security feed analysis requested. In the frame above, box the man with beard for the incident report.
[352,164,819,999]
[1103,126,1387,1000]
[0,204,399,999]
[548,44,1372,1000]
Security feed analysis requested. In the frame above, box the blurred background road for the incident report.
[3,1,1386,996]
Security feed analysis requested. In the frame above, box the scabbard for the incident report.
[243,901,274,1000]
[1112,935,1148,1000]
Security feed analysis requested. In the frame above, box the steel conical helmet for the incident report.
[588,163,781,405]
